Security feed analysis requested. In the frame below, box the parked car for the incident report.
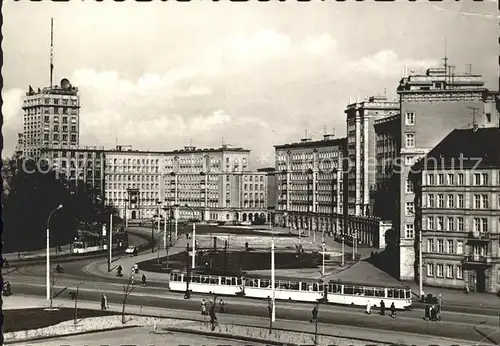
[126,245,138,256]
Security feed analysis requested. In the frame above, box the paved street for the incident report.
[4,295,488,345]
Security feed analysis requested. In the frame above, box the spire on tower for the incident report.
[50,18,54,88]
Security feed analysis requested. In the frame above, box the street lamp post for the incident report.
[124,198,129,229]
[46,204,63,300]
[108,211,113,272]
[185,205,196,269]
[321,241,326,276]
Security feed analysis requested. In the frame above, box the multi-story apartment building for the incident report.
[374,114,401,221]
[274,134,345,235]
[165,145,268,222]
[345,95,399,216]
[412,127,500,293]
[21,78,80,159]
[396,66,499,280]
[104,145,165,220]
[41,146,105,198]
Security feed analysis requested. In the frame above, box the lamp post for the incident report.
[124,198,129,228]
[108,211,113,272]
[185,204,196,269]
[271,237,276,323]
[321,241,326,276]
[46,204,63,300]
[170,172,178,240]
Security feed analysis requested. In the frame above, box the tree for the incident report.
[121,276,135,324]
[2,157,73,253]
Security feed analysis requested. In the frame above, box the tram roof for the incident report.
[169,270,411,289]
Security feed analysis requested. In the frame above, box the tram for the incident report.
[72,230,128,254]
[168,271,412,310]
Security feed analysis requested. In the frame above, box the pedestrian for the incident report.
[310,305,318,323]
[380,300,385,316]
[390,302,396,318]
[209,304,218,331]
[104,294,109,309]
[201,299,207,315]
[141,274,147,287]
[365,300,371,315]
[101,294,106,310]
[219,299,225,313]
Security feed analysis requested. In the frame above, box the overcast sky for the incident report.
[3,1,497,166]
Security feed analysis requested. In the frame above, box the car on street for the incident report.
[125,245,138,256]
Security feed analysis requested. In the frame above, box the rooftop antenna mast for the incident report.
[467,106,479,131]
[442,37,448,88]
[466,64,472,75]
[449,65,456,89]
[50,18,54,88]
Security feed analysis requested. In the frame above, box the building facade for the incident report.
[412,128,500,293]
[397,66,499,280]
[345,95,399,216]
[21,78,80,159]
[274,134,345,235]
[41,146,105,198]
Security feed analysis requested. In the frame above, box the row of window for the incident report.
[44,134,77,142]
[426,172,493,186]
[426,193,496,209]
[426,263,463,280]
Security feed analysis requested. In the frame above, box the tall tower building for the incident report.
[396,66,499,280]
[21,79,80,159]
[345,95,399,216]
[20,18,80,160]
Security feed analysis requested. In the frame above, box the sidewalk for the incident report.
[2,295,477,345]
[3,244,73,262]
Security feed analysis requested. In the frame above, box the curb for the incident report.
[130,312,393,345]
[3,325,139,344]
[159,327,297,346]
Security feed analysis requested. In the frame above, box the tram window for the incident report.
[301,283,307,291]
[394,289,400,298]
[170,273,176,281]
[237,278,242,285]
[318,284,324,292]
[365,288,375,296]
[275,282,280,289]
[290,282,299,290]
[221,277,226,285]
[260,279,269,288]
[210,277,218,284]
[375,289,385,297]
[192,275,200,283]
[280,282,290,290]
[331,284,340,294]
[245,279,251,286]
[406,290,411,299]
[388,289,394,298]
[344,286,354,295]
[313,283,318,291]
[354,286,364,295]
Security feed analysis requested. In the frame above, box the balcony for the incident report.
[462,255,491,268]
[466,231,490,244]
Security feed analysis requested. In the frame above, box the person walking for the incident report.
[209,304,218,331]
[201,299,207,315]
[104,294,109,309]
[310,305,318,323]
[141,274,147,287]
[219,299,225,313]
[390,302,396,318]
[380,300,385,316]
[101,294,106,310]
[365,300,372,315]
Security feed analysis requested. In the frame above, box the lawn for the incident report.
[3,308,118,333]
[139,250,323,274]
